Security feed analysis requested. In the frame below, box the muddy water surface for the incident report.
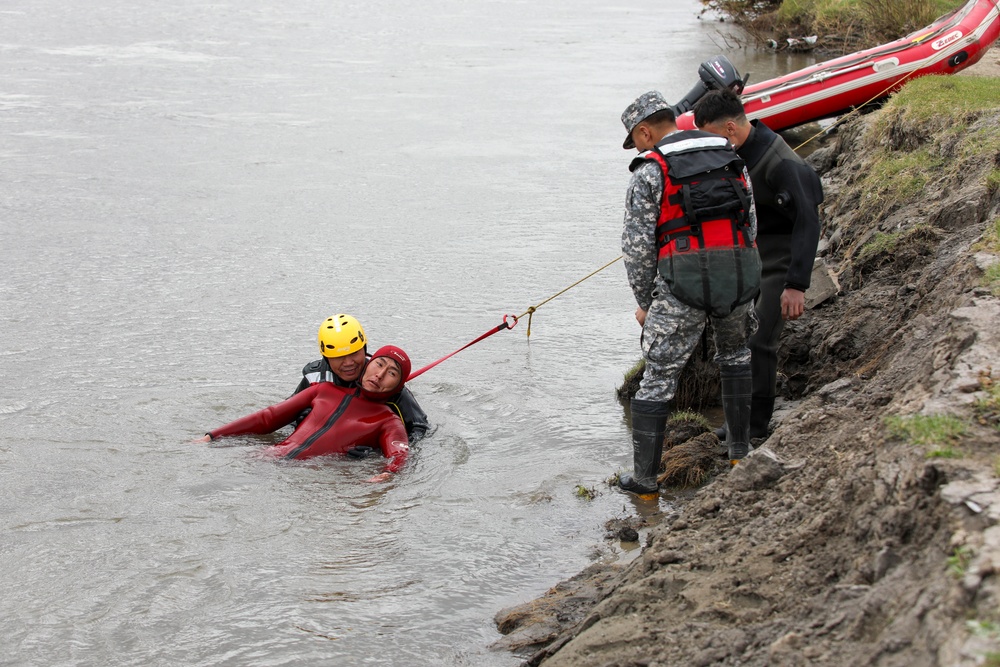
[0,3,813,664]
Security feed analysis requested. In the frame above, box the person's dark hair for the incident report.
[644,108,676,126]
[693,89,746,127]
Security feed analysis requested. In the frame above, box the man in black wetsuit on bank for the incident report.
[694,89,824,441]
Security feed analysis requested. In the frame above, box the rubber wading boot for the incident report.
[749,395,776,440]
[721,365,752,465]
[619,399,670,497]
[717,395,776,443]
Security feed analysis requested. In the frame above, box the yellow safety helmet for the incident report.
[318,314,367,358]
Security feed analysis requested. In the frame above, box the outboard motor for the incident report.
[671,55,749,116]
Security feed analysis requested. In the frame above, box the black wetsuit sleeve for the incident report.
[774,160,824,290]
[291,360,323,423]
[292,359,323,397]
[391,387,430,442]
[292,375,310,396]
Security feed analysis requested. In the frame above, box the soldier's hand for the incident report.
[635,307,647,327]
[781,288,805,320]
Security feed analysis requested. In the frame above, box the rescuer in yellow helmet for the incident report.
[291,314,429,441]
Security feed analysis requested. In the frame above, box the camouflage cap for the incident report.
[621,90,673,149]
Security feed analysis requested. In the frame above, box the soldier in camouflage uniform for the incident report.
[618,90,759,497]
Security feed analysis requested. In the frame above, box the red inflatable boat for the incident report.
[674,0,1000,132]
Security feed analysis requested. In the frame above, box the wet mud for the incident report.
[496,59,1000,666]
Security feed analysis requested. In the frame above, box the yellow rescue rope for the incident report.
[515,255,623,337]
[406,257,624,380]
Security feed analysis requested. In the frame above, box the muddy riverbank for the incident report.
[495,59,1000,666]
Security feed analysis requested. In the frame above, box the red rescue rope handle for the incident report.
[406,256,623,381]
[406,314,519,381]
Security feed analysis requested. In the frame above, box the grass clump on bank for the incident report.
[855,223,937,269]
[887,76,1000,124]
[983,264,1000,297]
[869,149,940,198]
[973,218,1000,295]
[670,409,711,430]
[857,230,904,263]
[885,413,968,456]
[949,545,973,577]
[703,0,966,52]
[974,217,1000,254]
[854,143,941,219]
[836,76,1000,274]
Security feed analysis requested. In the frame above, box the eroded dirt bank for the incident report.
[496,72,1000,666]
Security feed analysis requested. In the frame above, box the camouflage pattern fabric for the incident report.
[637,294,755,402]
[620,90,673,149]
[622,133,758,403]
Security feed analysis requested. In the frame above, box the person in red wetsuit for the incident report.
[198,346,412,483]
[292,313,429,441]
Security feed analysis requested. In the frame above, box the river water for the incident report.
[0,2,813,665]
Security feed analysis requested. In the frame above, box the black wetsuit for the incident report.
[738,120,824,436]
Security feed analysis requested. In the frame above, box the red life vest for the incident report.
[631,130,761,316]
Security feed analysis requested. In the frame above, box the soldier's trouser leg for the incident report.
[711,302,755,454]
[720,364,752,463]
[619,399,670,495]
[634,290,707,403]
[749,235,793,439]
[627,290,705,494]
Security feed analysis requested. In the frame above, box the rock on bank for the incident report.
[501,76,1000,666]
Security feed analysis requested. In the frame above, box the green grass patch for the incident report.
[887,76,1000,123]
[976,376,1000,430]
[885,413,968,446]
[776,0,853,23]
[855,79,1000,224]
[706,0,968,53]
[973,219,1000,296]
[858,230,902,263]
[968,619,1000,638]
[959,125,1000,163]
[974,217,1000,254]
[959,127,1000,193]
[983,264,1000,297]
[670,409,711,429]
[988,170,1000,194]
[617,358,645,403]
[774,0,963,28]
[623,358,645,381]
[948,545,972,577]
[874,150,939,195]
[856,223,934,264]
[856,147,941,218]
[865,0,968,34]
[927,446,959,459]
